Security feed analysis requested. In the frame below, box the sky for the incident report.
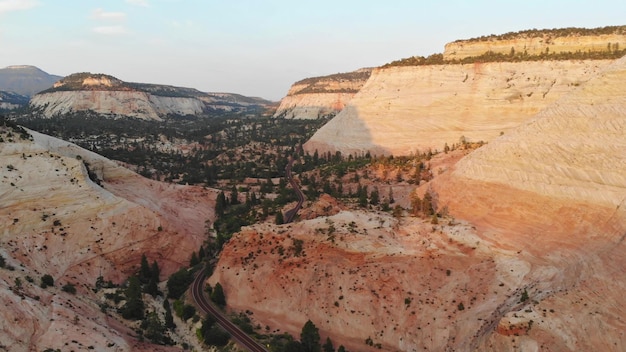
[1,0,625,101]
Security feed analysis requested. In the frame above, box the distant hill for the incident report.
[0,65,62,96]
[29,72,275,120]
[0,90,29,111]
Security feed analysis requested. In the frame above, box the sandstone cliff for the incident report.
[444,26,626,61]
[304,59,615,156]
[428,54,626,351]
[29,72,273,120]
[273,69,371,119]
[0,124,216,351]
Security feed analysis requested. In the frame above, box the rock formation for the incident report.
[304,59,613,156]
[0,91,29,110]
[29,72,274,120]
[273,69,371,119]
[444,26,626,61]
[210,35,626,352]
[0,124,216,351]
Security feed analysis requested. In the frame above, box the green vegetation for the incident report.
[62,283,77,294]
[121,276,144,320]
[40,274,54,288]
[166,268,193,299]
[455,25,626,43]
[210,282,226,308]
[384,25,626,68]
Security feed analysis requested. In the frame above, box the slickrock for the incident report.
[0,128,215,350]
[304,59,613,156]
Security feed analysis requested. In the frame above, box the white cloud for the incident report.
[0,0,39,14]
[92,8,127,21]
[93,25,128,35]
[126,0,149,7]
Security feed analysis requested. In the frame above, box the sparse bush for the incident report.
[62,283,77,294]
[40,274,54,288]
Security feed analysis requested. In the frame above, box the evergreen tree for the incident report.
[166,268,192,299]
[230,185,239,205]
[323,337,335,352]
[163,299,175,330]
[139,254,151,284]
[337,345,346,352]
[121,276,145,320]
[275,211,284,225]
[301,320,321,352]
[142,261,159,297]
[211,282,226,307]
[216,191,226,217]
[144,311,166,344]
[370,187,380,205]
[189,251,199,267]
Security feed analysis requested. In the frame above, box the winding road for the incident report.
[190,156,304,350]
[191,268,268,352]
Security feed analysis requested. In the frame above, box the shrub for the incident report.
[62,283,77,294]
[40,274,54,288]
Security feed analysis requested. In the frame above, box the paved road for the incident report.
[284,157,305,223]
[191,269,268,352]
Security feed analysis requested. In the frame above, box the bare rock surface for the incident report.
[274,69,371,119]
[0,128,215,350]
[304,59,613,156]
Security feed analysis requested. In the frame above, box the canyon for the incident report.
[1,25,625,352]
[207,34,626,351]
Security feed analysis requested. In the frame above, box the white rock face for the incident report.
[451,55,626,208]
[29,91,206,120]
[274,70,371,119]
[444,33,626,61]
[304,60,613,156]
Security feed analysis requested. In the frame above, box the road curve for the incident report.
[284,157,305,224]
[191,269,268,352]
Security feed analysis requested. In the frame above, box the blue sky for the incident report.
[1,0,624,100]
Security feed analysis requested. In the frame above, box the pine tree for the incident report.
[211,282,226,307]
[121,276,144,320]
[301,320,321,352]
[230,185,239,205]
[144,260,160,297]
[275,211,284,225]
[163,299,175,330]
[189,251,199,267]
[139,254,151,284]
[216,191,226,217]
[323,337,335,352]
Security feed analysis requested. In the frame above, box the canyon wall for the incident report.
[30,91,205,120]
[444,33,626,61]
[273,69,371,119]
[304,59,614,156]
